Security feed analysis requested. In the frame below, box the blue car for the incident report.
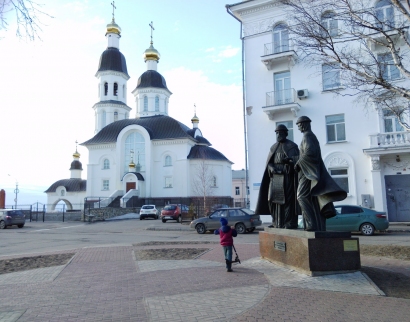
[298,205,389,235]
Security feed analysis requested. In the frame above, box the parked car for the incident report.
[0,209,25,229]
[298,205,389,235]
[190,207,262,234]
[160,204,189,223]
[139,205,159,220]
[211,204,229,211]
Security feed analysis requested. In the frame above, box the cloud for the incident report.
[205,47,215,52]
[218,46,240,58]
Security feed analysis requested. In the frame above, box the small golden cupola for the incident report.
[106,18,121,36]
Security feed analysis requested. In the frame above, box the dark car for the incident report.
[190,207,262,234]
[298,205,389,235]
[0,209,25,229]
[160,204,189,223]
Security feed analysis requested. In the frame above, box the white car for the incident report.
[139,205,159,220]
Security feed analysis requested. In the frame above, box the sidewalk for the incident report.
[0,243,409,321]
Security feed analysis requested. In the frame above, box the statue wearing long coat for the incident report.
[296,130,347,231]
[255,139,300,228]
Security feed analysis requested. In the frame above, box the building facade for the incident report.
[227,0,410,221]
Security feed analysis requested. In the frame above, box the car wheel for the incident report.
[235,223,247,234]
[17,224,24,228]
[177,215,181,223]
[0,221,6,229]
[162,219,166,223]
[196,223,206,234]
[140,217,143,220]
[360,223,375,236]
[246,227,255,233]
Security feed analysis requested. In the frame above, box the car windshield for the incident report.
[9,210,23,215]
[142,206,154,209]
[241,208,255,215]
[164,205,176,210]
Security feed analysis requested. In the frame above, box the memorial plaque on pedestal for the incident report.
[259,228,361,276]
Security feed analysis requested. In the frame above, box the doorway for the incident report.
[126,182,136,192]
[274,71,291,105]
[385,174,410,222]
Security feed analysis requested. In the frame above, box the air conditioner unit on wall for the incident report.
[297,89,309,99]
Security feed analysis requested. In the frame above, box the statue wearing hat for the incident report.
[294,116,347,231]
[255,124,300,229]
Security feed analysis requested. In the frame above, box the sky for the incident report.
[0,0,245,206]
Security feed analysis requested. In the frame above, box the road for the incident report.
[1,219,409,258]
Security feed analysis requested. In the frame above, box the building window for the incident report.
[329,168,349,193]
[235,186,240,195]
[104,82,108,96]
[322,63,341,90]
[165,177,173,188]
[114,111,118,121]
[113,82,118,96]
[123,84,125,98]
[274,71,291,105]
[102,180,109,191]
[273,23,289,54]
[375,0,394,30]
[212,176,217,187]
[165,99,168,114]
[61,190,65,196]
[326,114,346,142]
[276,120,294,142]
[124,132,145,174]
[103,159,110,169]
[378,53,400,80]
[164,155,172,166]
[102,111,106,127]
[143,96,148,111]
[155,96,159,112]
[321,11,338,37]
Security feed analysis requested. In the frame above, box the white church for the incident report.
[45,16,233,210]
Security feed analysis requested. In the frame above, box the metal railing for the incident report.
[266,88,297,106]
[263,42,295,56]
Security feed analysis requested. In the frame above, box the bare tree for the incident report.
[191,158,215,216]
[282,0,410,130]
[0,0,52,40]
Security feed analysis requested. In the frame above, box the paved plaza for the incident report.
[0,238,409,322]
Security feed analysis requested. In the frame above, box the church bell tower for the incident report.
[93,3,131,133]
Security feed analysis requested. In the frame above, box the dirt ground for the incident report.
[1,244,409,299]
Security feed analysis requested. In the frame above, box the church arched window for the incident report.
[122,84,125,98]
[164,155,172,166]
[102,111,106,127]
[212,176,217,187]
[104,82,108,96]
[113,82,118,96]
[155,96,159,112]
[165,99,168,114]
[124,132,145,173]
[103,159,110,169]
[61,189,65,196]
[114,111,118,121]
[144,96,148,111]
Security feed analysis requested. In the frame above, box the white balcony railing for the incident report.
[369,131,410,147]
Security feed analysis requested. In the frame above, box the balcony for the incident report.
[261,42,297,70]
[262,89,300,120]
[366,12,408,46]
[369,131,410,148]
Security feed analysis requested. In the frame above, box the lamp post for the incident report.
[8,174,19,209]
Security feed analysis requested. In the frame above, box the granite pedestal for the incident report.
[259,228,361,276]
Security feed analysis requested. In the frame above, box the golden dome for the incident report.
[143,42,160,62]
[129,161,136,168]
[191,113,199,123]
[106,19,121,36]
[73,151,80,158]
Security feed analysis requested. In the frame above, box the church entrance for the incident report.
[126,182,136,192]
[385,174,410,222]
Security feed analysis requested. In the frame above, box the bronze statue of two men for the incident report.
[256,116,347,231]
